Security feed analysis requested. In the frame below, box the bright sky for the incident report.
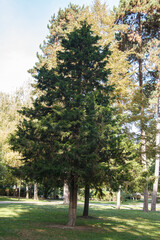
[0,0,119,94]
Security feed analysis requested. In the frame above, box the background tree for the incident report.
[0,81,33,197]
[149,36,160,211]
[115,0,160,212]
[29,3,82,75]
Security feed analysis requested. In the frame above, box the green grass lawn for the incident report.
[0,202,159,240]
[0,196,19,201]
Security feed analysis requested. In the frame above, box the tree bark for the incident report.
[67,175,78,227]
[26,184,29,199]
[29,184,32,198]
[18,179,21,200]
[137,12,148,212]
[14,184,18,197]
[63,181,69,204]
[139,61,148,212]
[117,186,121,210]
[143,184,148,212]
[139,56,148,212]
[151,98,160,211]
[43,187,49,199]
[83,184,90,217]
[34,183,38,200]
[53,187,57,200]
[141,128,148,212]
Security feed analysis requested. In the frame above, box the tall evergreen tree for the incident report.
[10,22,121,226]
[29,3,82,75]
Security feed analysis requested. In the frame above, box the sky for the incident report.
[0,0,119,94]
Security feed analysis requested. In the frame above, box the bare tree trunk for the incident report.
[117,186,121,210]
[151,98,160,211]
[18,179,21,201]
[143,184,148,212]
[14,184,18,197]
[53,187,57,200]
[29,184,32,198]
[26,184,29,199]
[139,59,148,212]
[83,184,90,217]
[139,65,148,212]
[63,181,69,204]
[141,128,148,212]
[34,183,38,200]
[138,13,148,212]
[67,175,78,227]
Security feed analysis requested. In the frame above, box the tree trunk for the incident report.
[67,175,78,227]
[53,187,57,200]
[14,184,18,197]
[143,185,148,212]
[117,186,121,210]
[137,12,148,212]
[139,58,148,212]
[141,128,148,212]
[26,184,29,199]
[34,183,38,200]
[139,64,148,212]
[18,179,21,200]
[83,184,90,217]
[43,188,48,199]
[151,98,160,211]
[29,184,32,198]
[63,181,69,204]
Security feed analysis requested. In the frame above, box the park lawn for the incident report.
[0,196,19,201]
[0,196,37,202]
[0,196,62,203]
[0,203,159,240]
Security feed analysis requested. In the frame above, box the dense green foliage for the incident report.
[9,21,138,225]
[10,21,120,192]
[0,0,159,222]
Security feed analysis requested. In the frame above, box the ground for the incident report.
[0,198,160,240]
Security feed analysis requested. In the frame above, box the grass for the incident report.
[0,196,19,201]
[0,201,160,240]
[0,196,62,202]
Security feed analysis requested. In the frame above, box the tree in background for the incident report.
[29,3,82,75]
[0,82,33,197]
[115,0,160,212]
[151,44,160,211]
[30,0,135,115]
[79,0,135,113]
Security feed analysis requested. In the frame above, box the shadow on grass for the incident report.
[0,203,159,240]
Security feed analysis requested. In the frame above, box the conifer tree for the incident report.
[11,1,141,218]
[10,22,120,226]
[30,1,135,115]
[29,3,82,75]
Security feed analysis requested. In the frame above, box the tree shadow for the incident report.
[0,203,159,240]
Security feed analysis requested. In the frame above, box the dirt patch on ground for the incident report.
[46,224,96,231]
[1,238,17,240]
[77,215,104,220]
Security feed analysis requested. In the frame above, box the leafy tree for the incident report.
[80,0,135,112]
[29,3,82,75]
[30,1,135,115]
[0,82,33,196]
[150,37,160,211]
[115,0,160,212]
